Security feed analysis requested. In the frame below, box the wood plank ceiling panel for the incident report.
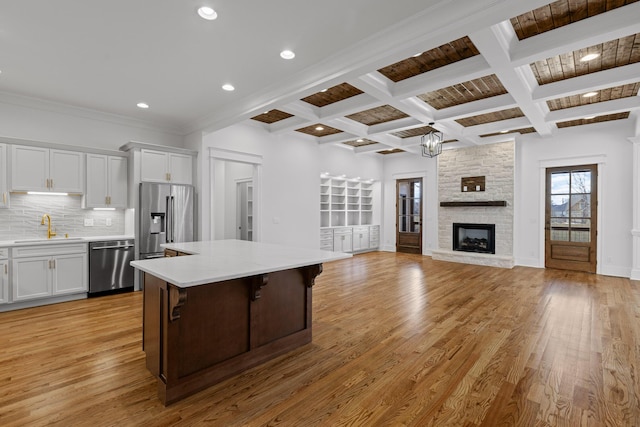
[295,124,343,137]
[547,82,640,110]
[250,109,294,124]
[346,105,409,126]
[556,111,630,127]
[377,36,480,83]
[530,33,640,85]
[342,139,378,148]
[510,0,639,40]
[418,74,507,109]
[301,83,364,107]
[455,107,525,127]
[377,148,405,155]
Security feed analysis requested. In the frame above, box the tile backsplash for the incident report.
[0,193,125,240]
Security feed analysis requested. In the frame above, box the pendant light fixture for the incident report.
[421,122,443,158]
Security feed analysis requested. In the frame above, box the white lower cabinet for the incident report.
[321,225,380,253]
[11,244,87,302]
[0,248,8,304]
[352,226,370,252]
[320,228,334,251]
[333,228,353,253]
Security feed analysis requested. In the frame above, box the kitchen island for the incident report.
[130,239,350,405]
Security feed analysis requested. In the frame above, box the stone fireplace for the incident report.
[431,141,514,268]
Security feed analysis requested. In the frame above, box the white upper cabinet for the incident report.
[85,154,128,208]
[140,149,192,185]
[11,145,84,193]
[0,144,8,208]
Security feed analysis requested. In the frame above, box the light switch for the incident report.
[106,218,112,227]
[84,218,94,227]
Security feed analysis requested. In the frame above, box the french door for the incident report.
[396,178,422,254]
[545,164,597,273]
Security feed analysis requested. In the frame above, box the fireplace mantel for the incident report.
[440,201,507,207]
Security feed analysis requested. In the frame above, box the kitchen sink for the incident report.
[13,237,84,244]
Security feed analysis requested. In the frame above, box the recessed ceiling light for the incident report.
[320,89,328,92]
[583,91,598,98]
[137,102,149,109]
[413,52,422,57]
[584,116,596,120]
[580,53,599,62]
[197,6,217,20]
[222,84,235,91]
[356,139,364,142]
[315,126,324,131]
[500,130,509,133]
[280,50,295,60]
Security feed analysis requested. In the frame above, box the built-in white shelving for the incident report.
[320,174,378,253]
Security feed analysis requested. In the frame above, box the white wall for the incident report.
[201,123,384,249]
[515,121,634,277]
[380,152,438,254]
[0,96,184,151]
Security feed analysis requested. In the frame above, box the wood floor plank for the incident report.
[0,252,639,426]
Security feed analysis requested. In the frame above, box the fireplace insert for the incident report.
[453,223,495,254]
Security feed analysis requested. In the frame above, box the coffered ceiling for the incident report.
[0,0,638,153]
[248,0,640,155]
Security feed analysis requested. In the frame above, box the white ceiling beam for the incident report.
[278,100,319,122]
[462,116,532,136]
[368,117,422,136]
[532,63,640,102]
[470,23,553,136]
[353,143,388,154]
[546,97,640,123]
[511,3,640,67]
[324,117,369,136]
[391,55,493,99]
[318,93,381,121]
[316,132,358,145]
[435,93,517,122]
[269,116,315,134]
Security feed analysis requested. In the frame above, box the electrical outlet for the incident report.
[106,218,112,227]
[84,218,94,227]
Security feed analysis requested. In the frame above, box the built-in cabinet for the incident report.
[11,243,87,302]
[85,154,128,208]
[321,225,380,253]
[0,144,8,208]
[0,248,8,304]
[11,145,84,193]
[140,149,192,185]
[320,175,378,253]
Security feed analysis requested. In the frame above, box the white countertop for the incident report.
[130,239,352,288]
[0,235,134,247]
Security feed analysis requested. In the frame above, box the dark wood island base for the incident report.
[143,264,323,405]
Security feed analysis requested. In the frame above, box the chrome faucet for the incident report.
[41,214,57,239]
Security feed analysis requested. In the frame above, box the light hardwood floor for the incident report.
[1,252,639,426]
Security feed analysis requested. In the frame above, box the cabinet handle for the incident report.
[52,259,56,269]
[45,178,49,188]
[166,172,171,182]
[109,196,112,205]
[2,192,5,204]
[48,259,52,269]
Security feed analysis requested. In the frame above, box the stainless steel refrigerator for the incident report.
[139,182,194,259]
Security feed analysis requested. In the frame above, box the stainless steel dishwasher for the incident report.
[89,239,135,295]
